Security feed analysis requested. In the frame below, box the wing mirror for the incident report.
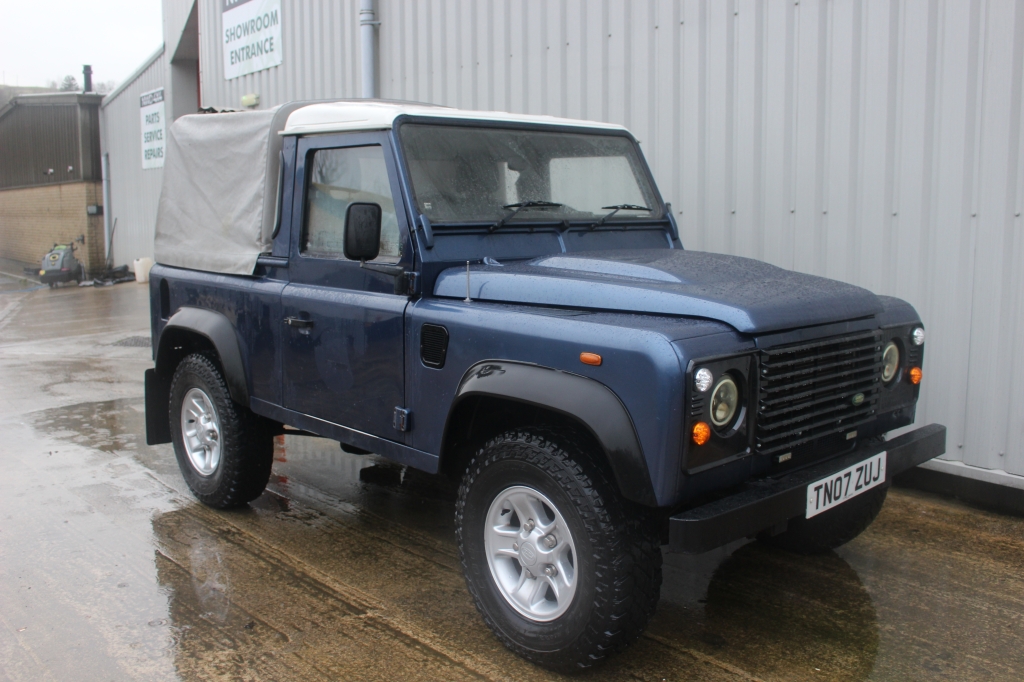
[344,201,418,296]
[343,202,383,262]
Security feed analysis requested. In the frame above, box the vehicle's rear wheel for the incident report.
[456,428,662,671]
[169,353,274,508]
[759,485,888,555]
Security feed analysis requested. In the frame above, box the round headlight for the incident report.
[710,376,739,427]
[881,342,900,383]
[694,368,713,393]
[912,327,925,346]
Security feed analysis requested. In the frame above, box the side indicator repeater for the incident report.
[692,422,711,446]
[909,367,923,385]
[580,352,602,366]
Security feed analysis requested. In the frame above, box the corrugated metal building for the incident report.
[99,0,200,270]
[0,94,102,189]
[99,47,168,271]
[0,91,107,271]
[102,0,1024,493]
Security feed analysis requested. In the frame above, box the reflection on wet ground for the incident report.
[4,284,1024,681]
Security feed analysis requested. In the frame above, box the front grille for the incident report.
[756,331,882,458]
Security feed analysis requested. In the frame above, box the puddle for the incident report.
[655,543,878,680]
[20,397,884,680]
[110,335,152,348]
[24,396,1024,680]
[149,505,488,681]
[29,397,145,454]
[26,397,182,482]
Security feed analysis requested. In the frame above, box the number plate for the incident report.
[806,452,887,519]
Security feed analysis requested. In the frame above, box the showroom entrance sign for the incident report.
[222,0,282,80]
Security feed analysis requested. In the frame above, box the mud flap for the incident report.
[145,369,172,445]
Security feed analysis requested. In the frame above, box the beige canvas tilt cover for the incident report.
[154,105,296,275]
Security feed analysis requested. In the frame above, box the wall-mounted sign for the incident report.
[223,0,283,80]
[140,88,165,170]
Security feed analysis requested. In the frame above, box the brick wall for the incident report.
[0,182,105,274]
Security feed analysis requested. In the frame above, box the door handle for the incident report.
[284,316,314,328]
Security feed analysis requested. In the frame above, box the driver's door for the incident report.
[280,132,412,440]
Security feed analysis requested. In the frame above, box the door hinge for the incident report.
[393,407,411,432]
[402,271,420,296]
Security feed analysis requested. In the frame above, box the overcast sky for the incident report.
[0,0,163,88]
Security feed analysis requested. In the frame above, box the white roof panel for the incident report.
[154,100,631,276]
[282,101,628,136]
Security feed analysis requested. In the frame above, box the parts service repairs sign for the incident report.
[140,89,165,170]
[223,0,282,79]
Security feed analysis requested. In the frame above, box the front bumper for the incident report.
[669,423,946,553]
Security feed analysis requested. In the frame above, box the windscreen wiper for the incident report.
[586,204,652,231]
[489,201,563,233]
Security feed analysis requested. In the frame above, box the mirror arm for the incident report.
[360,260,420,296]
[360,260,405,277]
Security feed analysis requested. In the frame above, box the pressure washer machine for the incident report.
[39,239,86,288]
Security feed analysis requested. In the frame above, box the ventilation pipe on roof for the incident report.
[83,65,93,93]
[360,0,379,99]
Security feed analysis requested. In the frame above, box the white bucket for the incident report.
[134,257,155,283]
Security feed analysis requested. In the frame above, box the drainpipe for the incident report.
[101,153,112,266]
[360,0,379,99]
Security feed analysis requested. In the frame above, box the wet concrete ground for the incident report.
[2,275,1023,681]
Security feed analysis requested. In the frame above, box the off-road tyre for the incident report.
[759,485,888,555]
[169,352,274,508]
[456,428,662,672]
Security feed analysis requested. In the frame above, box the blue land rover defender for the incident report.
[145,100,945,671]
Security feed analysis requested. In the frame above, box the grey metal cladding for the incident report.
[115,0,1024,484]
[99,45,167,269]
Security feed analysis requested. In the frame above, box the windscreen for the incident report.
[398,124,662,224]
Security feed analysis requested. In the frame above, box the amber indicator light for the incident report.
[909,367,923,385]
[692,422,711,446]
[580,352,603,366]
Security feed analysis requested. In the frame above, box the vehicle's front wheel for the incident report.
[169,353,274,508]
[759,485,888,555]
[456,428,662,671]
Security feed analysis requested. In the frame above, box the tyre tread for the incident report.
[455,426,661,671]
[169,353,273,508]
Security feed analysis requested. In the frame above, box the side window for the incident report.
[303,145,401,261]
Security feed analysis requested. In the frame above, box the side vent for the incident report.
[420,324,449,369]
